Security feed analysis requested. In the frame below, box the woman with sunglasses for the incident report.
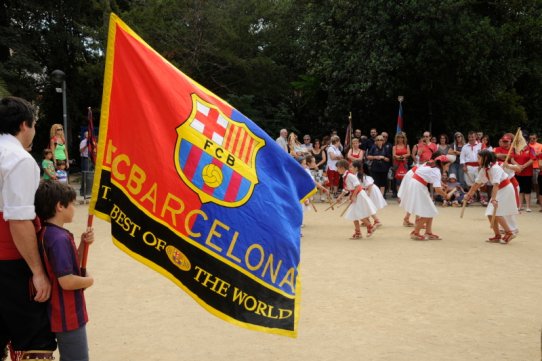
[367,135,391,195]
[49,123,69,170]
[449,132,465,188]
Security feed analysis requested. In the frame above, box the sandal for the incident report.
[373,221,383,228]
[486,235,501,243]
[403,219,414,227]
[366,225,374,238]
[351,230,362,239]
[424,233,442,240]
[500,231,515,244]
[410,232,425,241]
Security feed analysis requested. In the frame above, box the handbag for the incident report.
[395,162,408,180]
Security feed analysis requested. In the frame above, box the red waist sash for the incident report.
[413,173,428,186]
[498,178,511,189]
[0,212,21,260]
[466,162,479,166]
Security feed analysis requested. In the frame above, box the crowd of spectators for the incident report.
[276,127,542,212]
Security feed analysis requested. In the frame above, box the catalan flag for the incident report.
[89,13,315,337]
[396,101,404,134]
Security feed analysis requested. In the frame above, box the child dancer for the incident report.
[464,150,518,244]
[401,155,450,240]
[336,160,377,239]
[353,160,385,227]
[397,163,418,227]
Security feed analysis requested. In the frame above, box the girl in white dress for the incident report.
[336,160,377,239]
[353,160,385,227]
[397,165,418,227]
[402,155,450,240]
[464,150,518,244]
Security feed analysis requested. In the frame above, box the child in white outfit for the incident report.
[336,160,377,239]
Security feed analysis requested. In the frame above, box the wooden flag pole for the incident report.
[503,127,522,165]
[80,214,94,277]
[309,200,317,212]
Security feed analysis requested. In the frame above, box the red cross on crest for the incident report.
[190,101,228,145]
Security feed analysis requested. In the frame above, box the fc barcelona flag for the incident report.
[90,13,315,337]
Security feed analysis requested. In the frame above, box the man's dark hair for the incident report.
[0,96,35,135]
[35,180,76,220]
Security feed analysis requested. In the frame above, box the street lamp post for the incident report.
[51,69,68,148]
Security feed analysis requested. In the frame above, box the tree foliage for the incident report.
[1,0,541,159]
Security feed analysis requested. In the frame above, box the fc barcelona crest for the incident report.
[174,94,264,207]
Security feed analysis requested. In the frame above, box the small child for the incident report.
[353,160,385,227]
[446,173,466,206]
[300,156,329,210]
[434,171,449,206]
[56,160,68,183]
[42,148,57,180]
[336,160,377,239]
[34,181,94,361]
[305,155,329,199]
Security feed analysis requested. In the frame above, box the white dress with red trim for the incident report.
[397,166,418,205]
[401,166,441,218]
[398,165,422,211]
[342,173,377,221]
[362,175,387,210]
[475,164,518,217]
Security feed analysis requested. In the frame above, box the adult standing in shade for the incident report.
[367,135,391,195]
[0,97,56,359]
[275,128,288,152]
[449,132,466,187]
[511,135,536,212]
[50,123,69,170]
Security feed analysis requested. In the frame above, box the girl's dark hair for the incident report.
[352,160,365,182]
[43,148,52,156]
[478,149,496,168]
[0,96,35,135]
[35,180,76,220]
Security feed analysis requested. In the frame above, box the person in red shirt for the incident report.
[528,133,542,209]
[494,134,513,160]
[512,135,536,212]
[411,130,438,164]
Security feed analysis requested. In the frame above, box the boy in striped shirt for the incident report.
[35,181,94,361]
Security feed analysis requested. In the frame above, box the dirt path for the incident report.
[68,200,542,360]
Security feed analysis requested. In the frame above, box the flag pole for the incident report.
[80,214,93,277]
[81,106,96,277]
[397,96,404,134]
[503,128,522,164]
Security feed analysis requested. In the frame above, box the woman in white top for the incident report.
[464,150,518,244]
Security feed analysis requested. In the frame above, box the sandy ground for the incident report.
[63,197,542,361]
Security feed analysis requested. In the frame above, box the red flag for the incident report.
[87,107,97,164]
[344,113,352,148]
[396,101,404,134]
